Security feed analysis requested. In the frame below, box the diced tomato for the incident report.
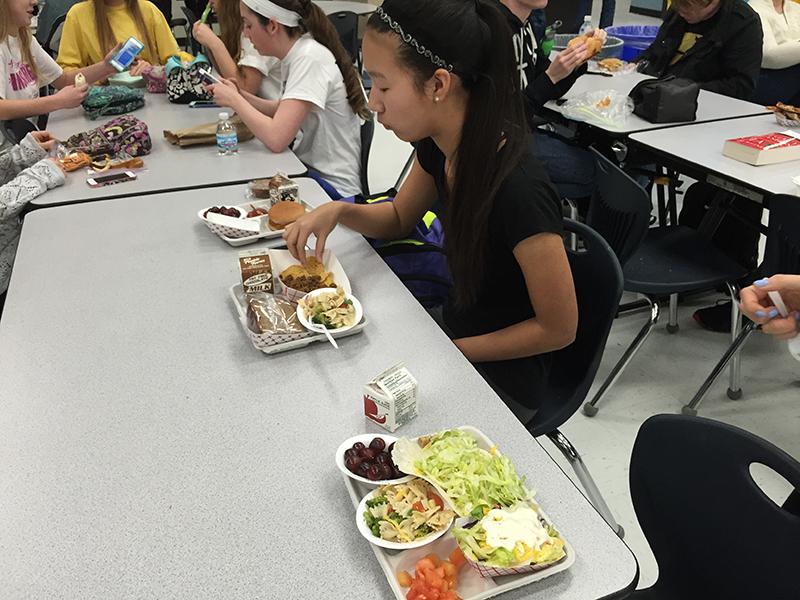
[412,501,425,513]
[415,557,436,577]
[449,547,466,569]
[434,566,445,579]
[397,570,412,588]
[427,492,445,510]
[424,553,441,568]
[442,561,456,578]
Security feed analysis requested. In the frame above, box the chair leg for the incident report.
[681,320,756,415]
[546,429,624,538]
[564,198,578,251]
[666,293,679,333]
[583,298,660,417]
[726,282,743,399]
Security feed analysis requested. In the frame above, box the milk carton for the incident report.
[363,363,418,432]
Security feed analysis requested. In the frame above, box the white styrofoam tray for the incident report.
[343,425,575,600]
[198,198,310,247]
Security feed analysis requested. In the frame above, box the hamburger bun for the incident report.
[568,33,604,58]
[268,201,305,230]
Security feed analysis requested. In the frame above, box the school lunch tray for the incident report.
[229,284,367,355]
[343,425,576,600]
[198,199,312,247]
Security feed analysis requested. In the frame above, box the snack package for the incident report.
[246,293,305,335]
[363,362,418,433]
[239,249,273,294]
[249,173,300,205]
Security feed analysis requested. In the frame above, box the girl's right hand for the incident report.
[192,22,218,47]
[54,84,89,109]
[282,202,344,264]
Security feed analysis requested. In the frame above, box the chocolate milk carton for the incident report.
[363,363,418,432]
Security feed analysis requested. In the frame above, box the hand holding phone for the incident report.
[87,171,137,188]
[109,37,145,72]
[198,68,222,85]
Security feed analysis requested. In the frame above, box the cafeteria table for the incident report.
[629,113,800,202]
[0,178,638,598]
[37,94,306,208]
[315,0,377,14]
[543,71,769,136]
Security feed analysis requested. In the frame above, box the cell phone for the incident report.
[86,171,137,188]
[189,100,219,108]
[198,68,222,85]
[109,37,145,72]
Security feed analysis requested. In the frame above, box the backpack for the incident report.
[338,190,452,307]
[81,85,145,120]
[166,54,213,104]
[63,115,152,159]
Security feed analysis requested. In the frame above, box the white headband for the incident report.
[241,0,302,27]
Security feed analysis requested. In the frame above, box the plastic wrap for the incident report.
[561,90,634,128]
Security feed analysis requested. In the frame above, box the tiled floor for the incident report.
[365,2,800,591]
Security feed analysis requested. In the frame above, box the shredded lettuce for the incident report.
[413,429,528,516]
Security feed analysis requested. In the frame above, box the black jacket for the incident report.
[636,0,763,100]
[496,3,586,117]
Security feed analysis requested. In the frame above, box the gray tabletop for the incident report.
[630,114,800,198]
[314,0,377,15]
[0,178,638,599]
[37,94,306,208]
[544,71,768,135]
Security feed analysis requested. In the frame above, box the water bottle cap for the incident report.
[584,15,592,20]
[219,112,229,120]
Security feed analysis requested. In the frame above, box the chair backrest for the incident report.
[586,147,652,267]
[328,11,360,67]
[631,414,800,599]
[43,14,67,59]
[180,5,201,54]
[360,116,375,196]
[529,219,624,436]
[3,119,38,145]
[761,194,800,276]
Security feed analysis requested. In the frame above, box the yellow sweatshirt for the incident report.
[57,0,180,69]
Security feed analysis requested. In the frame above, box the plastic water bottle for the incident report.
[578,15,593,36]
[216,112,238,155]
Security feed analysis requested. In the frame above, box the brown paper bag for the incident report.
[163,115,254,147]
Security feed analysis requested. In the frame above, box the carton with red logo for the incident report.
[363,362,418,432]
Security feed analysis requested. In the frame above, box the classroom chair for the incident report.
[683,193,800,414]
[360,116,374,196]
[630,414,800,599]
[581,148,749,417]
[524,219,626,536]
[328,11,361,72]
[42,14,67,60]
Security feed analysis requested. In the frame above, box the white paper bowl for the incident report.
[335,434,413,486]
[356,485,454,550]
[297,288,363,334]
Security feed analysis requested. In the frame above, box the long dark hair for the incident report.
[250,0,370,120]
[368,0,527,308]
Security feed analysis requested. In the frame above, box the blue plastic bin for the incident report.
[605,25,660,62]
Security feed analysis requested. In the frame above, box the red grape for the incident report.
[369,438,386,452]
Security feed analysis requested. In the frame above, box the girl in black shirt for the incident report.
[284,0,577,412]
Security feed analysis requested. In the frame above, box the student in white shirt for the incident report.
[751,0,800,104]
[191,0,282,98]
[0,0,121,121]
[207,0,368,198]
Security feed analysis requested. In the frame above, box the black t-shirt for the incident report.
[415,137,563,409]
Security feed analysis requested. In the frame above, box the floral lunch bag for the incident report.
[63,115,152,159]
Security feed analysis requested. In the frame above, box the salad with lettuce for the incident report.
[392,429,530,518]
[453,503,566,568]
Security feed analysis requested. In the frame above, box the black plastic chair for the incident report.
[360,116,374,196]
[328,11,360,70]
[630,414,800,599]
[3,119,38,145]
[523,219,626,535]
[582,148,750,417]
[683,193,800,414]
[42,14,67,59]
